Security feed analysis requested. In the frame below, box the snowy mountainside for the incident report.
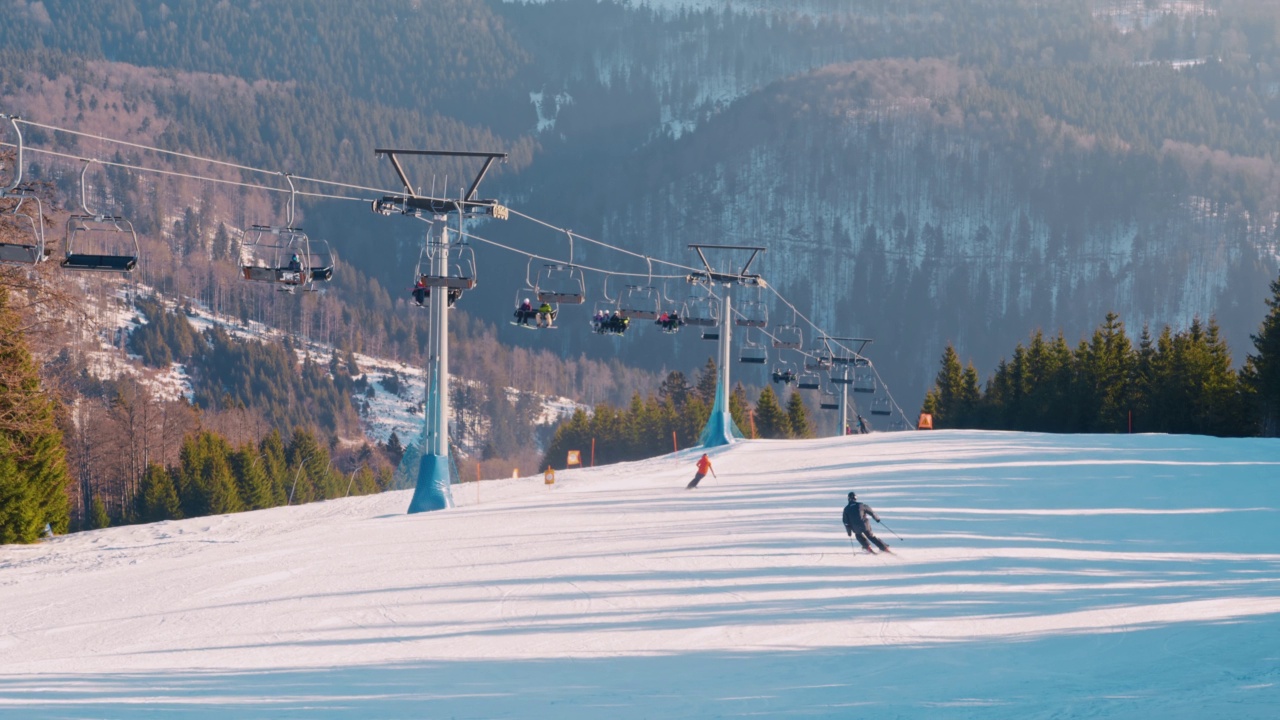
[81,286,582,457]
[0,429,1276,717]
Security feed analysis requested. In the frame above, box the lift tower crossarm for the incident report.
[687,244,766,286]
[822,336,874,361]
[373,149,509,219]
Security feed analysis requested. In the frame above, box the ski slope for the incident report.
[1,430,1278,718]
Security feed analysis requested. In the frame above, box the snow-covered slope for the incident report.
[1,430,1278,718]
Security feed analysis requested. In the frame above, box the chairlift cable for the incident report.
[9,116,907,413]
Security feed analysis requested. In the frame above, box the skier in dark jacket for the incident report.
[842,491,890,553]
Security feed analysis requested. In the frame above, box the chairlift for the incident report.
[511,289,556,329]
[62,161,139,273]
[308,239,336,284]
[0,115,47,265]
[818,385,840,411]
[853,368,877,394]
[771,358,798,386]
[805,339,833,370]
[535,263,586,304]
[796,370,821,390]
[239,174,317,291]
[681,290,719,328]
[871,396,892,416]
[734,286,768,328]
[534,232,586,304]
[619,284,661,320]
[829,365,853,385]
[739,328,767,365]
[772,323,802,350]
[590,277,629,335]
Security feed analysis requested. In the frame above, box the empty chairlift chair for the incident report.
[61,161,139,273]
[853,367,876,394]
[535,263,586,304]
[796,370,821,390]
[772,323,802,350]
[0,115,47,266]
[734,288,768,328]
[619,283,661,320]
[818,385,840,411]
[739,328,768,365]
[871,396,892,416]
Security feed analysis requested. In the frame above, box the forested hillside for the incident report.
[5,0,1280,534]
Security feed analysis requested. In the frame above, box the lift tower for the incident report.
[820,337,873,436]
[372,149,507,513]
[687,244,766,448]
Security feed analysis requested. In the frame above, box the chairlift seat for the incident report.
[538,290,584,304]
[311,266,334,283]
[871,407,892,416]
[739,355,767,365]
[798,379,820,390]
[734,318,767,328]
[702,330,720,341]
[854,385,876,393]
[0,243,41,265]
[62,253,137,273]
[830,374,852,385]
[420,276,476,290]
[819,400,840,410]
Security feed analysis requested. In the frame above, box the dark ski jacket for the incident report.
[842,501,880,533]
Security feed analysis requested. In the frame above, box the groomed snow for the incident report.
[1,430,1278,718]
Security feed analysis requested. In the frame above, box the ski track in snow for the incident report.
[1,430,1278,718]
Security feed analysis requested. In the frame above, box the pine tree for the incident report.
[1243,272,1280,436]
[135,463,182,523]
[754,385,793,438]
[729,382,753,438]
[0,286,71,543]
[230,445,272,510]
[786,391,813,438]
[928,344,965,427]
[89,495,110,530]
[694,358,718,405]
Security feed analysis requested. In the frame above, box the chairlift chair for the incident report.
[870,396,892,416]
[308,239,336,284]
[535,263,586,304]
[511,286,556,329]
[619,284,661,320]
[829,365,853,385]
[771,359,798,386]
[239,174,316,291]
[0,115,47,265]
[772,323,802,350]
[818,386,840,411]
[240,226,312,291]
[734,291,768,328]
[590,277,629,335]
[681,293,718,327]
[796,370,821,390]
[739,328,767,365]
[62,161,139,273]
[853,368,877,394]
[0,194,46,266]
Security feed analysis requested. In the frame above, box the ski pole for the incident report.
[848,536,861,556]
[877,519,902,542]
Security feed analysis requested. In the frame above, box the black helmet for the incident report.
[847,491,857,501]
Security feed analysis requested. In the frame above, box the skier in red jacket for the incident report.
[687,454,716,489]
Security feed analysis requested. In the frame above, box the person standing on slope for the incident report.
[687,453,716,489]
[843,491,890,553]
